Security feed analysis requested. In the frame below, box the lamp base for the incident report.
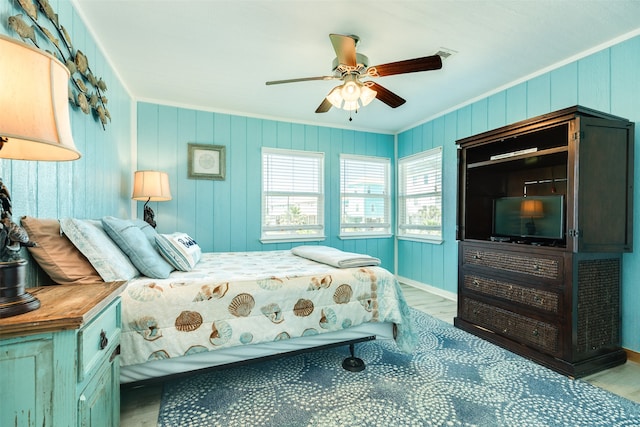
[0,260,40,318]
[0,292,40,318]
[143,203,157,228]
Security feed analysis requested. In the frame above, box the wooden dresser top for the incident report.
[0,281,126,338]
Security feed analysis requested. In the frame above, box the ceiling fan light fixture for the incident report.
[326,86,344,109]
[341,80,361,102]
[325,75,377,111]
[360,85,377,107]
[342,100,360,111]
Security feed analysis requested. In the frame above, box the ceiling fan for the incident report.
[265,33,443,114]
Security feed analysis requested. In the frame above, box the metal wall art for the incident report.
[8,0,111,129]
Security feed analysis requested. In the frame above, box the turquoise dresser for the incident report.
[0,282,126,427]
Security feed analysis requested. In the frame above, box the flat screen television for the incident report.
[492,195,565,241]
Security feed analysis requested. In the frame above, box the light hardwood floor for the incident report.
[120,283,640,426]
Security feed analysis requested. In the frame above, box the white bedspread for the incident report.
[291,245,381,268]
[119,250,414,367]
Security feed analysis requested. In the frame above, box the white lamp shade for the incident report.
[340,80,361,102]
[326,86,343,109]
[132,170,172,201]
[0,34,80,161]
[342,100,360,111]
[360,85,377,106]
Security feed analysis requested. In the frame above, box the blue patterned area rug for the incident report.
[158,308,640,426]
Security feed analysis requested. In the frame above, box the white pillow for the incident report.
[155,233,202,271]
[60,218,140,282]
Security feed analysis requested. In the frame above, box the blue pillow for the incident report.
[101,216,174,279]
[131,218,159,248]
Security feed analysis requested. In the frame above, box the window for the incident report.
[340,154,391,238]
[261,148,324,242]
[398,147,442,242]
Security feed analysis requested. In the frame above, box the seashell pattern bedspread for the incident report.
[120,250,416,367]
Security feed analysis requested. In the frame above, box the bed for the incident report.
[20,216,416,385]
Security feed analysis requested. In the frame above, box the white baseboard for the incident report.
[396,276,457,302]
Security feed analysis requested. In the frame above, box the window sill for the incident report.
[260,236,326,244]
[397,236,443,245]
[339,234,393,240]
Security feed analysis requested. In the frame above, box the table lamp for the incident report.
[0,34,81,318]
[131,170,172,228]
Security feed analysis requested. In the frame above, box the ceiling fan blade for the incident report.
[315,98,333,113]
[369,55,442,77]
[266,76,338,85]
[329,34,357,67]
[369,82,406,108]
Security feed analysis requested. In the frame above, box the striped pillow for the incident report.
[155,233,202,271]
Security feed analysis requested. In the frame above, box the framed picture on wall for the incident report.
[187,143,226,180]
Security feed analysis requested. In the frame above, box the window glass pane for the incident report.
[262,148,324,241]
[340,155,390,237]
[264,196,321,227]
[398,147,442,241]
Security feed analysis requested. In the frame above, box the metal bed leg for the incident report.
[342,342,365,372]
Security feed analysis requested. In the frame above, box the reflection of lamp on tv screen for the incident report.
[520,198,544,235]
[493,195,564,240]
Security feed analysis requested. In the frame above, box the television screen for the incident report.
[493,195,565,240]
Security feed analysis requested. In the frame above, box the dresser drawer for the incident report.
[462,274,560,314]
[78,298,121,382]
[462,246,562,280]
[460,297,560,356]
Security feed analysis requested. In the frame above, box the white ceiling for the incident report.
[73,0,640,134]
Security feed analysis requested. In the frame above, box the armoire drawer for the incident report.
[460,297,560,356]
[462,273,560,314]
[462,246,562,280]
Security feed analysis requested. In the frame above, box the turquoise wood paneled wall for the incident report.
[136,102,396,270]
[0,0,133,222]
[397,34,640,352]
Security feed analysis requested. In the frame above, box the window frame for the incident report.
[397,146,443,243]
[261,147,325,243]
[339,154,392,239]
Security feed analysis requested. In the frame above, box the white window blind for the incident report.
[340,154,391,237]
[261,148,324,242]
[398,146,442,241]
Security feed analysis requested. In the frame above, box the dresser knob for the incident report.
[472,279,479,286]
[532,329,539,337]
[99,330,108,350]
[473,252,481,260]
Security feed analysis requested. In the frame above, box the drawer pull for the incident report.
[473,252,481,260]
[110,345,121,363]
[532,329,539,337]
[99,330,108,350]
[472,279,480,286]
